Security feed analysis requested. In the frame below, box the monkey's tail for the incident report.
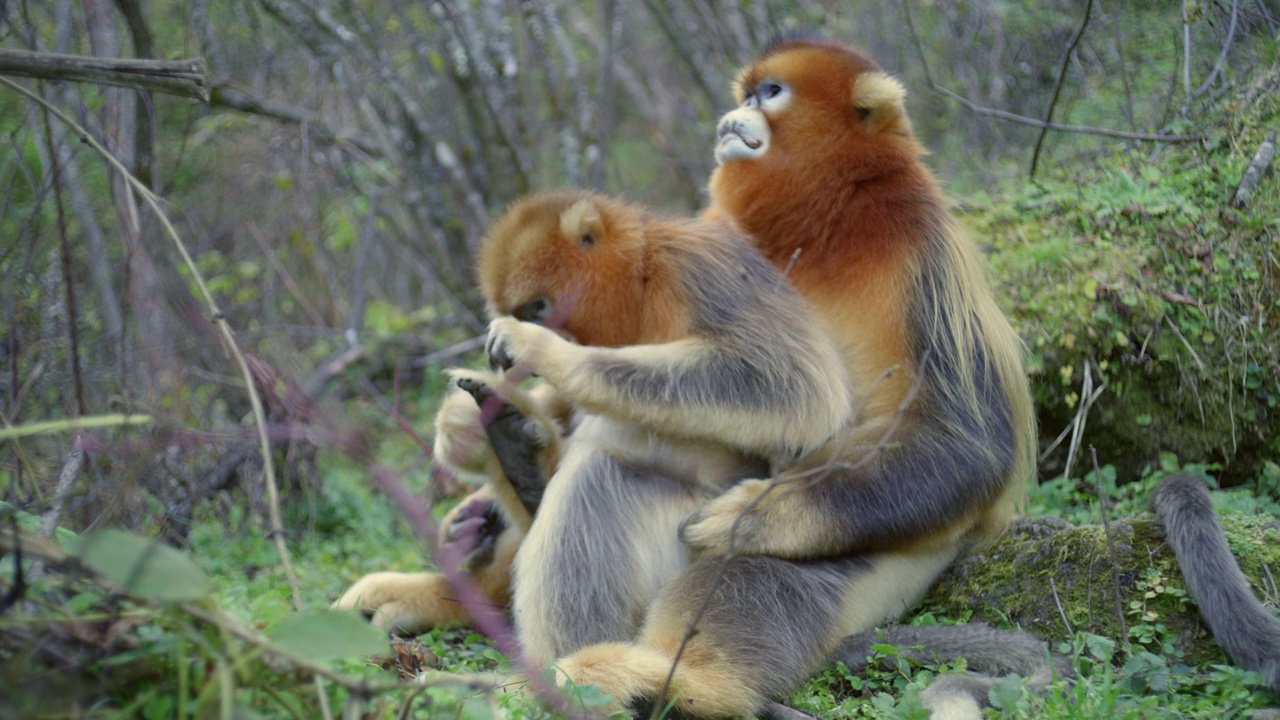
[1152,473,1280,691]
[829,623,1073,719]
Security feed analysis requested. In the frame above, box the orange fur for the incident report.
[705,38,1036,541]
[477,192,692,348]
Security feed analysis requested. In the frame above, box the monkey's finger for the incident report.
[484,331,515,371]
[445,515,488,543]
[457,532,497,573]
[455,376,493,403]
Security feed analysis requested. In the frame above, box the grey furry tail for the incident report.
[1152,473,1280,691]
[829,623,1073,718]
[831,623,1072,689]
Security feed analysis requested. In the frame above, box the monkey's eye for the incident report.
[579,232,595,248]
[757,80,790,111]
[513,297,552,323]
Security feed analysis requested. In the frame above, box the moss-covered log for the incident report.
[922,513,1280,666]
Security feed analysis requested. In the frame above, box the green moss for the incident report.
[968,67,1280,482]
[923,513,1280,667]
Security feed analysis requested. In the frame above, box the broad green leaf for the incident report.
[75,529,212,603]
[268,610,388,663]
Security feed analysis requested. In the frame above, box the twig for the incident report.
[347,188,378,346]
[181,603,498,696]
[0,49,208,100]
[209,84,382,156]
[1194,0,1239,98]
[0,413,153,441]
[903,4,1198,145]
[40,99,87,416]
[0,76,305,611]
[1049,577,1074,635]
[1182,1,1194,109]
[1062,361,1106,480]
[1230,130,1275,209]
[1030,0,1094,177]
[410,336,487,368]
[247,223,327,329]
[1090,445,1131,657]
[1163,315,1207,372]
[589,0,617,191]
[39,436,84,540]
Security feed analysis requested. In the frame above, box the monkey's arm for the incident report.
[681,362,1017,558]
[485,315,851,458]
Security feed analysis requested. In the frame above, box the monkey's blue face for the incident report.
[715,78,789,165]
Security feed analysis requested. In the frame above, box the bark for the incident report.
[0,49,208,100]
[81,0,180,391]
[36,91,125,357]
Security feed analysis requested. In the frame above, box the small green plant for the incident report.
[1126,568,1190,654]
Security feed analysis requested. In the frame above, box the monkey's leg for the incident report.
[513,420,702,663]
[333,491,521,634]
[554,545,957,718]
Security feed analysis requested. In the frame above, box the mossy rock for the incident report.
[923,512,1280,667]
[970,67,1280,482]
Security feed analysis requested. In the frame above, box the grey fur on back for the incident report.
[1152,473,1280,691]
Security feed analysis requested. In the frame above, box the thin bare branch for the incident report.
[904,4,1200,146]
[1030,0,1095,177]
[1090,445,1131,657]
[209,84,382,156]
[1195,0,1240,98]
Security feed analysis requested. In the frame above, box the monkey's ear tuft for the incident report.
[850,72,911,136]
[560,199,603,248]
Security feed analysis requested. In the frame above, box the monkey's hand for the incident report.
[679,479,774,557]
[485,316,568,374]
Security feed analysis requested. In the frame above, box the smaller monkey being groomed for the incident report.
[463,190,858,667]
[336,36,1280,719]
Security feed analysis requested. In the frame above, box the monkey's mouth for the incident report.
[714,110,770,164]
[721,128,762,149]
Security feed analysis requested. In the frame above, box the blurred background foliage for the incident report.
[2,0,1280,717]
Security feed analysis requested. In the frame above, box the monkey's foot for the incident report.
[332,571,470,634]
[455,375,548,516]
[441,494,507,573]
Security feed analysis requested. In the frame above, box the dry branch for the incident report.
[0,49,208,101]
[1231,130,1276,209]
[209,84,382,156]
